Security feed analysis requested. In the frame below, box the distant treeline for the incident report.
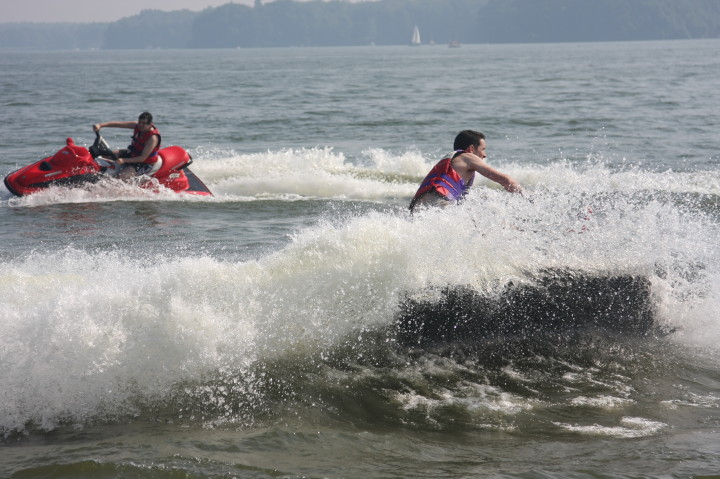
[2,0,720,50]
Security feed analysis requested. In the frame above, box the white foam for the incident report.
[190,147,417,201]
[6,147,720,207]
[553,417,667,438]
[3,149,720,433]
[570,396,635,408]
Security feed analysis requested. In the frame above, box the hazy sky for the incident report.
[2,0,256,23]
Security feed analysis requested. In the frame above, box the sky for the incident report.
[1,0,255,23]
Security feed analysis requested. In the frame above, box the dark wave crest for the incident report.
[396,269,660,347]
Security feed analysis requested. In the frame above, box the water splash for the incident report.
[2,150,720,435]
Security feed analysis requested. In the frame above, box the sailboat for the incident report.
[411,25,421,46]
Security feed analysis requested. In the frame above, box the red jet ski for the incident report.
[3,131,212,196]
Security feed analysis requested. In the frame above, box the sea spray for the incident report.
[3,149,720,436]
[192,147,418,200]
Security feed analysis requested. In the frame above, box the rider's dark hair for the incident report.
[454,130,485,151]
[138,112,153,124]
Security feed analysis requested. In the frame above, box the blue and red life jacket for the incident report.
[127,125,161,164]
[410,153,474,206]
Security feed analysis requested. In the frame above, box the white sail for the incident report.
[411,25,421,46]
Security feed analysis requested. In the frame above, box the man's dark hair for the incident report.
[138,112,153,123]
[454,130,485,151]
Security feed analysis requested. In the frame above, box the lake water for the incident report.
[2,40,720,478]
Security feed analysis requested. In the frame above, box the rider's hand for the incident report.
[92,124,101,132]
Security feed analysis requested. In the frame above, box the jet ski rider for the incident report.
[92,112,161,181]
[409,130,523,212]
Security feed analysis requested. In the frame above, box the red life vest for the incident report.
[127,125,161,164]
[410,155,474,208]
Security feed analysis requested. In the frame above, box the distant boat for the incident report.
[448,40,461,48]
[411,25,421,46]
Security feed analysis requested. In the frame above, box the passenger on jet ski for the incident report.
[410,130,523,212]
[92,111,161,181]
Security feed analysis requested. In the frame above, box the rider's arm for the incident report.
[466,155,523,193]
[120,135,159,164]
[93,121,137,132]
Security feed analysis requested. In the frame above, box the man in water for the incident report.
[409,130,523,212]
[92,111,161,180]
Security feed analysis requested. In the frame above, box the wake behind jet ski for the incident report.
[3,131,212,197]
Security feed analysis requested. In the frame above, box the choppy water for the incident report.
[2,40,720,478]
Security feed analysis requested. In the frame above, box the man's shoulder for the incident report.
[453,153,487,177]
[456,152,485,166]
[451,152,476,166]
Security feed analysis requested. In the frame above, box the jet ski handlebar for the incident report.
[88,130,118,161]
